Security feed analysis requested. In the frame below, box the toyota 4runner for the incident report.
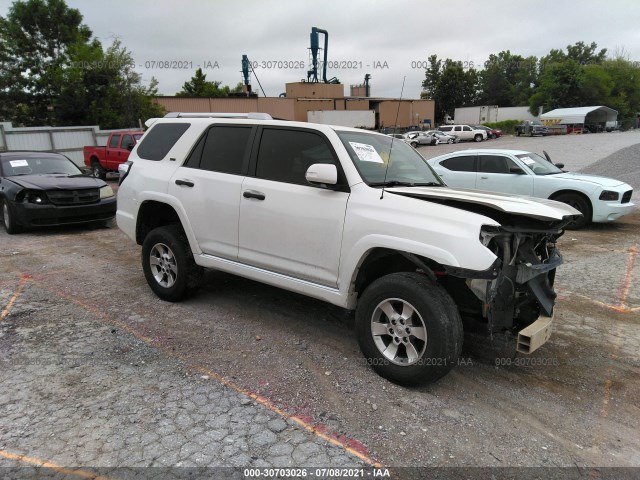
[117,112,580,385]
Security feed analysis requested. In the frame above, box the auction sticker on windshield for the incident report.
[349,142,384,163]
[9,159,29,167]
[520,156,535,165]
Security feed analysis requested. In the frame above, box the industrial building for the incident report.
[155,26,434,130]
[154,82,434,130]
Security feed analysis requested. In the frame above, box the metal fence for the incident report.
[0,122,142,166]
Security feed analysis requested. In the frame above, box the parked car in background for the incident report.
[386,133,410,143]
[83,131,143,180]
[472,125,502,139]
[405,131,437,147]
[437,125,487,142]
[425,130,459,144]
[427,149,634,229]
[0,152,116,234]
[515,121,548,137]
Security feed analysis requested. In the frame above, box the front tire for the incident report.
[474,134,482,142]
[2,200,22,234]
[553,193,592,229]
[141,225,203,301]
[410,141,418,148]
[356,272,463,386]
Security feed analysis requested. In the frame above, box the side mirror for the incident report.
[126,143,134,151]
[554,163,565,169]
[306,163,338,186]
[509,166,525,174]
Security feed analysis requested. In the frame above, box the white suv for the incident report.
[438,124,487,142]
[117,112,579,385]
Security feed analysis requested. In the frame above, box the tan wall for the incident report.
[155,97,296,120]
[285,82,345,99]
[377,100,435,128]
[346,99,370,111]
[350,85,366,96]
[293,99,335,122]
[154,96,433,128]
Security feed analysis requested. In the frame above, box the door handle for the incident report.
[175,179,194,187]
[243,190,265,201]
[480,176,488,179]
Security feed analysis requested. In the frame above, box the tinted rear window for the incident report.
[442,155,476,172]
[137,123,191,161]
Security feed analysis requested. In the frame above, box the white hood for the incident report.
[387,186,581,221]
[552,172,627,188]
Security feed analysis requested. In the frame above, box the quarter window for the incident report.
[256,129,337,185]
[136,123,191,161]
[441,155,476,172]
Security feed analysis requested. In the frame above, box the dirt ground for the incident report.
[1,135,639,477]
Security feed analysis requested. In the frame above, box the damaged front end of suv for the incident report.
[441,207,578,354]
[390,187,580,354]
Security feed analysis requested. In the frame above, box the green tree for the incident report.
[176,68,231,97]
[0,0,92,124]
[421,56,478,122]
[57,39,165,128]
[478,51,538,107]
[0,0,164,128]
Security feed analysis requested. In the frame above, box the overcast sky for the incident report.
[2,0,640,99]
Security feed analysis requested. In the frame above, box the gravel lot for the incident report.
[1,132,639,479]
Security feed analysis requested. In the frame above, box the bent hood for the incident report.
[7,174,106,190]
[387,186,580,222]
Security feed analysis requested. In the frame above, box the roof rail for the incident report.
[163,112,273,120]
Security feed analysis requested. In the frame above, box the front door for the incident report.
[238,127,349,287]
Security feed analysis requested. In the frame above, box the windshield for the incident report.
[1,155,82,177]
[134,133,143,141]
[337,131,443,186]
[516,152,563,176]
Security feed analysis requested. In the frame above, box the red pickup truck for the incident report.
[84,131,143,180]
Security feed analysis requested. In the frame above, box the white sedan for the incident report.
[427,149,635,228]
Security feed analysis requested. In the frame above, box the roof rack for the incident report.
[163,112,273,120]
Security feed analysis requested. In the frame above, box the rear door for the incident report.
[105,134,121,169]
[476,154,534,195]
[168,125,254,259]
[238,127,349,287]
[435,154,477,189]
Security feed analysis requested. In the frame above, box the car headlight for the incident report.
[599,190,619,201]
[25,191,48,204]
[100,185,115,199]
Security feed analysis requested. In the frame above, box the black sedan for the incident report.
[1,152,117,234]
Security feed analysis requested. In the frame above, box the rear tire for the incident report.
[91,159,107,180]
[355,272,463,386]
[141,225,203,301]
[2,200,22,234]
[553,192,592,229]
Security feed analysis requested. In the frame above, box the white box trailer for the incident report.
[307,110,375,129]
[453,106,498,125]
[453,105,538,124]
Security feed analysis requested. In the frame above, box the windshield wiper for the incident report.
[370,180,441,187]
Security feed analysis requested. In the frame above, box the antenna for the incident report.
[381,76,406,200]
